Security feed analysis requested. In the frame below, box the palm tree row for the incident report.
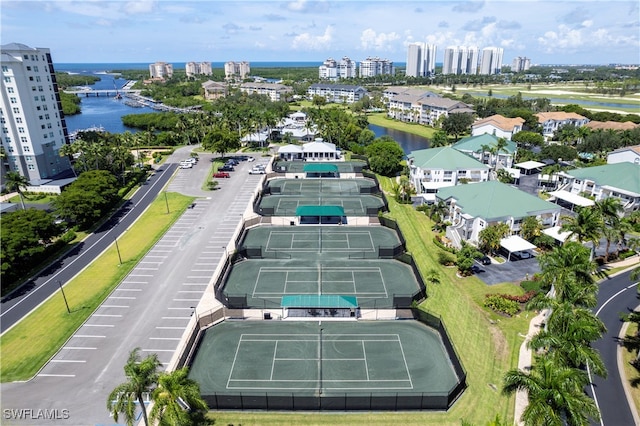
[502,241,605,425]
[107,348,208,426]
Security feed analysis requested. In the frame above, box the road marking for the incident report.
[123,281,148,284]
[149,337,182,341]
[115,288,142,292]
[156,326,186,330]
[129,274,153,277]
[173,298,200,302]
[168,307,193,310]
[84,324,115,327]
[93,314,122,317]
[109,296,136,300]
[50,360,86,363]
[136,267,158,270]
[38,374,76,377]
[162,316,190,320]
[74,335,106,338]
[64,347,97,350]
[141,349,175,352]
[101,305,129,308]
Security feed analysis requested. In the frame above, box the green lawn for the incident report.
[207,176,529,426]
[0,192,195,382]
[622,322,640,414]
[366,112,439,139]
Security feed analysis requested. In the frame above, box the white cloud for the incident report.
[360,29,400,51]
[292,25,333,50]
[124,0,156,15]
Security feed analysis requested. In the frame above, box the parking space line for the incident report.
[173,299,200,302]
[149,337,182,341]
[74,335,106,338]
[109,296,136,300]
[156,326,186,330]
[141,349,175,352]
[38,374,76,377]
[177,290,201,293]
[115,288,142,292]
[93,314,122,317]
[162,316,190,320]
[168,307,193,310]
[50,360,86,363]
[64,347,97,350]
[182,283,207,286]
[84,324,115,327]
[101,305,129,308]
[136,267,159,270]
[129,274,153,277]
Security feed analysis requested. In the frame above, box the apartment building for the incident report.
[471,114,525,139]
[406,43,437,77]
[535,111,589,139]
[359,57,394,78]
[0,43,72,185]
[479,47,504,75]
[307,84,368,104]
[149,62,174,79]
[442,46,478,75]
[240,82,292,102]
[201,80,228,100]
[511,57,531,72]
[225,61,251,80]
[319,57,356,80]
[386,88,473,126]
[186,61,212,77]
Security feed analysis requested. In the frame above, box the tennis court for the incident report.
[221,258,420,309]
[274,160,367,174]
[258,194,385,216]
[267,178,378,195]
[240,225,402,259]
[188,320,462,408]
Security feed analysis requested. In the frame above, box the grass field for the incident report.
[0,192,195,382]
[207,176,529,425]
[622,322,640,415]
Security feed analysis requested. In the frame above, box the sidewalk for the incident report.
[0,191,17,202]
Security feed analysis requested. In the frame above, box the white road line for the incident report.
[149,337,182,341]
[129,274,153,277]
[156,326,186,330]
[136,267,158,270]
[84,324,114,327]
[38,374,76,377]
[168,307,193,310]
[109,296,136,300]
[173,299,200,302]
[182,283,207,286]
[101,305,129,308]
[141,349,175,352]
[162,316,190,320]
[93,314,122,317]
[122,281,148,284]
[178,290,201,293]
[50,360,86,363]
[115,288,142,292]
[64,347,97,350]
[74,335,106,338]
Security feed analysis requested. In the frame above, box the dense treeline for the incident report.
[60,91,81,115]
[54,72,100,89]
[121,112,181,131]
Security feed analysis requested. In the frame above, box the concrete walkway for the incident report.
[513,255,640,424]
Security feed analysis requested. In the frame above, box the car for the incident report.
[247,157,255,162]
[179,162,192,169]
[219,165,234,172]
[213,171,230,178]
[477,255,491,265]
[249,167,266,175]
[512,251,532,260]
[225,159,239,165]
[184,157,197,164]
[470,265,484,274]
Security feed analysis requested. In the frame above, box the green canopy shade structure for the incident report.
[295,205,345,217]
[281,294,358,308]
[303,163,339,173]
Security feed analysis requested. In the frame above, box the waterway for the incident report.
[368,124,430,154]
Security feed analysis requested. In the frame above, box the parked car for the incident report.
[225,159,239,165]
[179,161,193,169]
[184,157,197,164]
[249,167,266,175]
[247,156,255,162]
[213,171,230,178]
[219,165,234,172]
[477,255,491,265]
[470,265,484,274]
[512,251,532,260]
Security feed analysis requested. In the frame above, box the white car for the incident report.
[249,167,266,175]
[247,157,255,162]
[179,161,193,169]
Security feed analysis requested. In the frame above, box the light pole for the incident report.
[115,236,122,265]
[58,280,71,314]
[164,192,169,214]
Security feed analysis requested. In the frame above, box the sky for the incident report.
[1,0,639,65]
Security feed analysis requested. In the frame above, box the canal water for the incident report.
[367,124,430,154]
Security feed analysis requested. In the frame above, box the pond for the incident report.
[367,124,431,155]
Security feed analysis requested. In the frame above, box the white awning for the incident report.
[542,226,573,243]
[547,190,595,207]
[515,160,546,170]
[422,181,453,190]
[500,235,536,253]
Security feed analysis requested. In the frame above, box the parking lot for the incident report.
[471,255,541,285]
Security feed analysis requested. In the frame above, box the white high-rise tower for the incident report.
[480,47,504,75]
[406,43,437,77]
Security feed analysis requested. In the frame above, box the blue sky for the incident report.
[2,0,639,65]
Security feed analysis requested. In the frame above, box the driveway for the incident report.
[471,256,541,285]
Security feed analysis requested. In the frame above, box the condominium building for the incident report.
[511,57,531,72]
[0,43,72,184]
[406,43,437,77]
[186,61,212,77]
[149,62,174,79]
[224,61,251,80]
[442,46,478,75]
[359,57,394,78]
[239,82,293,102]
[307,83,368,104]
[479,47,504,75]
[318,57,356,80]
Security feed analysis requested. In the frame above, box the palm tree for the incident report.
[503,357,600,426]
[107,348,161,426]
[4,171,30,210]
[150,367,208,425]
[560,207,603,261]
[528,303,607,377]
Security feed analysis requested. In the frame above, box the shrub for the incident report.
[433,236,457,254]
[620,249,637,260]
[484,295,520,316]
[438,250,456,266]
[500,290,537,303]
[521,280,543,293]
[60,229,77,244]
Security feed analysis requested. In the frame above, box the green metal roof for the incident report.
[295,205,345,216]
[565,163,640,195]
[303,163,339,172]
[436,181,560,220]
[281,295,358,308]
[409,146,489,170]
[453,134,517,154]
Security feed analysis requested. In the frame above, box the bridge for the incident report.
[63,88,142,97]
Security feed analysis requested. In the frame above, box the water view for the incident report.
[368,124,430,154]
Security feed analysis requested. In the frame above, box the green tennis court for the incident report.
[258,194,385,216]
[240,225,402,259]
[267,178,378,195]
[188,320,461,399]
[222,258,420,309]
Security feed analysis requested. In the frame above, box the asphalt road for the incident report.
[0,162,178,334]
[588,270,639,426]
[0,148,269,425]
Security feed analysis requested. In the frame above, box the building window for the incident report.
[28,164,35,170]
[32,86,36,91]
[41,124,46,129]
[7,87,13,93]
[34,96,39,101]
[38,86,43,92]
[33,66,39,72]
[47,123,52,129]
[2,128,7,133]
[23,55,28,59]
[20,137,27,143]
[4,77,11,82]
[36,76,41,82]
[1,66,7,72]
[7,146,14,153]
[26,66,31,71]
[4,137,10,143]
[10,97,16,104]
[29,76,33,81]
[40,96,45,101]
[12,107,19,113]
[49,132,54,138]
[44,114,49,120]
[26,156,33,162]
[18,127,24,133]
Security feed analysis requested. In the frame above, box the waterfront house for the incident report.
[201,80,228,100]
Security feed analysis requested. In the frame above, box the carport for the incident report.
[515,160,545,175]
[547,190,594,211]
[500,235,536,261]
[281,294,358,318]
[303,163,339,178]
[542,226,573,244]
[296,205,346,225]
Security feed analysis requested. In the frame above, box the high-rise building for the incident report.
[442,46,478,75]
[186,62,212,77]
[511,56,531,72]
[479,47,504,75]
[338,57,357,79]
[359,57,394,78]
[224,61,251,80]
[149,62,174,79]
[319,57,356,80]
[0,43,72,184]
[406,43,437,77]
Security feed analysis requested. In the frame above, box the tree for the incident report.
[442,113,474,141]
[520,216,542,242]
[202,129,240,158]
[150,367,208,426]
[107,348,161,426]
[4,171,30,210]
[511,131,544,148]
[364,138,404,176]
[560,207,603,260]
[457,241,481,275]
[430,130,449,148]
[502,357,600,426]
[478,223,510,254]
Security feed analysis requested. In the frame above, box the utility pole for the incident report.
[58,281,71,314]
